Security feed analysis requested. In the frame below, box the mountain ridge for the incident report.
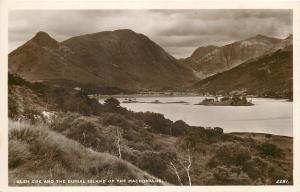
[9,29,196,91]
[192,45,293,99]
[183,34,292,78]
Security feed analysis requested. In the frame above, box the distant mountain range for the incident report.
[183,34,292,78]
[9,29,196,91]
[9,30,293,97]
[193,45,293,99]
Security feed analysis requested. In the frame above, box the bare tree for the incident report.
[170,161,183,185]
[82,131,86,144]
[180,145,192,186]
[185,147,192,186]
[116,127,122,159]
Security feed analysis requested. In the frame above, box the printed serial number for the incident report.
[276,179,289,184]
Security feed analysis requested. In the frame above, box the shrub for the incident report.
[102,112,130,128]
[9,124,42,143]
[139,112,173,135]
[8,92,19,119]
[213,167,230,184]
[213,127,224,135]
[208,144,251,167]
[178,127,204,150]
[265,134,272,138]
[242,157,268,180]
[257,142,282,158]
[158,150,177,162]
[104,97,120,108]
[50,114,112,153]
[9,140,31,169]
[137,151,167,179]
[23,108,44,124]
[9,124,71,171]
[49,112,79,132]
[171,120,189,136]
[48,87,103,115]
[178,126,224,151]
[103,97,125,113]
[8,72,46,95]
[205,127,224,138]
[210,166,253,185]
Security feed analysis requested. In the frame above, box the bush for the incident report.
[213,167,230,184]
[205,127,224,138]
[207,144,251,167]
[49,112,79,132]
[265,134,272,138]
[104,97,120,108]
[9,140,31,169]
[137,112,173,135]
[137,151,168,179]
[257,142,282,158]
[50,114,112,153]
[178,126,224,151]
[171,120,189,136]
[48,87,103,115]
[9,124,71,171]
[8,72,46,95]
[103,97,127,114]
[208,166,252,185]
[102,112,130,128]
[242,157,268,180]
[8,90,19,119]
[23,108,44,124]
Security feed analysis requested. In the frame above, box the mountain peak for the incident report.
[35,31,51,38]
[73,29,139,41]
[30,31,59,48]
[252,34,277,41]
[246,34,281,44]
[113,29,136,34]
[255,34,267,38]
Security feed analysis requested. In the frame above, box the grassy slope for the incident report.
[9,121,165,186]
[8,73,293,185]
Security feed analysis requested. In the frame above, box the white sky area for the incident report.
[9,10,292,58]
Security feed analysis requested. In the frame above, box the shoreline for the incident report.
[229,132,293,139]
[91,94,291,102]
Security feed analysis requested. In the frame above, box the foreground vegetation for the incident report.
[8,73,293,185]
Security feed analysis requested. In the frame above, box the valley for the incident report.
[8,28,294,186]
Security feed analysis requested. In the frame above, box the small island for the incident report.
[197,96,254,106]
[122,98,138,103]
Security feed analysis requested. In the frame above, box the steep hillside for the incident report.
[9,121,165,186]
[9,30,196,91]
[193,46,293,99]
[184,34,292,77]
[8,74,293,185]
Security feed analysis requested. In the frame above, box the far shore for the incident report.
[89,93,291,102]
[229,132,293,139]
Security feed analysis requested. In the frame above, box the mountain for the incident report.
[9,30,196,91]
[183,34,291,78]
[193,44,293,99]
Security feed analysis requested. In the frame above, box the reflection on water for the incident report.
[100,96,293,136]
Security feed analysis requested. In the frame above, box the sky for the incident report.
[9,9,292,58]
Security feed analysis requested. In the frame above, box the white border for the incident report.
[1,1,300,192]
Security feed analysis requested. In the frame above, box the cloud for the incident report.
[9,9,292,58]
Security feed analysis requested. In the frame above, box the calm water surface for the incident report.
[100,96,293,136]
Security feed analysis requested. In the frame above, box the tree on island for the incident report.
[104,97,120,108]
